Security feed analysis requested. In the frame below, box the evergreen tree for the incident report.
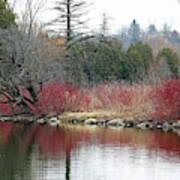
[128,19,141,44]
[127,41,153,73]
[162,23,171,39]
[50,0,88,45]
[158,48,180,77]
[125,41,153,81]
[148,24,157,35]
[0,0,15,29]
[168,30,180,44]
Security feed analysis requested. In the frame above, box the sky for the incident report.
[13,0,180,34]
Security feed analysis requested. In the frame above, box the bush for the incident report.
[150,78,180,120]
[32,81,92,116]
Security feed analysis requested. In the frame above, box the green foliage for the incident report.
[125,49,144,81]
[127,41,153,73]
[67,39,155,84]
[158,48,180,76]
[65,38,124,84]
[84,38,125,82]
[0,0,15,28]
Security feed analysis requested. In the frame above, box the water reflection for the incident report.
[0,123,180,180]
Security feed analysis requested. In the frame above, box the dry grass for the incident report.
[59,110,122,120]
[58,110,144,121]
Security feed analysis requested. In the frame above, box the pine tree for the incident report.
[51,0,88,45]
[128,19,141,44]
[0,0,15,29]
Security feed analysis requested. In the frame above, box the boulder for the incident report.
[173,120,180,129]
[37,118,46,125]
[97,119,108,126]
[156,122,163,129]
[136,121,153,130]
[48,117,61,127]
[107,118,125,127]
[125,121,134,128]
[0,117,10,122]
[84,118,98,125]
[162,122,173,132]
[72,119,80,124]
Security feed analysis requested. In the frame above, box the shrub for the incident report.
[31,81,92,116]
[92,82,153,120]
[150,78,180,120]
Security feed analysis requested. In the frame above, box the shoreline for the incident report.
[0,111,180,132]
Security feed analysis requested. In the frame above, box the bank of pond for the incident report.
[0,114,180,133]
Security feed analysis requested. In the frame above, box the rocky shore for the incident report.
[61,118,180,132]
[0,114,180,132]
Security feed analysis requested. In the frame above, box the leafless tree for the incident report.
[16,0,47,37]
[0,24,65,116]
[0,0,66,116]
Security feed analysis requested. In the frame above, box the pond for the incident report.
[0,122,180,180]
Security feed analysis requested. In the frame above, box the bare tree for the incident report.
[0,0,66,117]
[0,24,65,116]
[16,0,47,36]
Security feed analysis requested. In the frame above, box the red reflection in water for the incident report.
[0,123,180,158]
[0,122,22,144]
[35,125,91,157]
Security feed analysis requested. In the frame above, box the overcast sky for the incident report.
[14,0,180,34]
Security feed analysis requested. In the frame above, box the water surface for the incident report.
[0,122,180,180]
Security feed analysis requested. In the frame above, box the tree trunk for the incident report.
[67,0,71,42]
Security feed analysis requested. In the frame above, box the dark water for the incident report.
[0,122,180,180]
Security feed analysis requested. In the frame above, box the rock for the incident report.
[28,117,36,122]
[11,117,19,123]
[97,119,108,126]
[84,118,98,125]
[0,117,10,122]
[48,117,61,127]
[156,122,163,129]
[107,118,125,127]
[64,119,80,123]
[136,121,153,130]
[125,121,134,128]
[37,118,46,125]
[72,119,79,124]
[65,119,73,123]
[173,120,180,129]
[162,122,173,132]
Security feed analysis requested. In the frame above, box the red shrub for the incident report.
[1,79,179,121]
[150,78,180,120]
[0,81,92,116]
[0,95,22,115]
[32,81,92,116]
